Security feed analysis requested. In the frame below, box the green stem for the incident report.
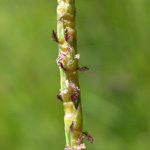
[57,0,83,149]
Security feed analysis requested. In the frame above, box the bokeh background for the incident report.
[0,0,149,150]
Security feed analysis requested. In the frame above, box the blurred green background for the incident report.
[0,0,149,150]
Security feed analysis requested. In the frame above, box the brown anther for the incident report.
[70,121,74,132]
[56,54,66,71]
[65,29,74,41]
[57,16,63,22]
[77,66,89,72]
[83,131,93,143]
[71,92,79,101]
[65,29,70,41]
[56,93,63,102]
[58,62,66,71]
[52,30,58,43]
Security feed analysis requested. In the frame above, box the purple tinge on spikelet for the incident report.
[71,92,79,101]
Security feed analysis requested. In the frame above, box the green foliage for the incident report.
[0,0,149,150]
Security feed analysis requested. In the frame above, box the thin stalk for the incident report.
[54,0,93,149]
[57,0,83,149]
